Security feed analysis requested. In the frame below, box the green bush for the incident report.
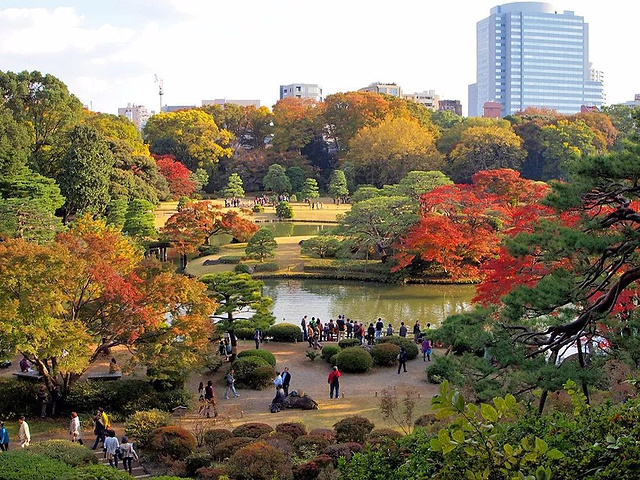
[234,263,251,274]
[335,346,373,373]
[321,345,341,362]
[333,416,375,443]
[29,439,96,467]
[124,409,172,447]
[211,436,256,461]
[232,422,274,438]
[330,353,339,366]
[338,338,361,349]
[276,422,307,441]
[293,434,331,456]
[253,262,279,272]
[232,356,276,389]
[0,379,40,417]
[219,255,243,264]
[377,336,419,360]
[185,453,214,477]
[276,201,294,219]
[368,428,403,441]
[203,428,234,454]
[228,441,293,480]
[198,245,221,257]
[0,451,72,480]
[370,343,401,366]
[59,464,132,480]
[426,355,460,384]
[252,204,265,213]
[148,426,197,461]
[237,349,277,367]
[268,323,303,342]
[234,327,255,340]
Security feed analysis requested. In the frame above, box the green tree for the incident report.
[275,201,294,219]
[540,119,599,180]
[57,125,115,221]
[300,178,320,200]
[328,169,349,203]
[105,198,128,228]
[189,168,209,192]
[301,236,341,258]
[122,199,156,239]
[263,164,291,194]
[0,105,31,175]
[286,166,305,193]
[222,173,245,199]
[397,170,453,200]
[245,228,277,262]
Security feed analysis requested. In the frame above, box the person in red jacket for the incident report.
[328,366,341,399]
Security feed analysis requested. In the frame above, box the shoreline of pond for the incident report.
[252,270,479,285]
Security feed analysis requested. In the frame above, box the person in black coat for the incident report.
[397,346,408,374]
[281,366,291,396]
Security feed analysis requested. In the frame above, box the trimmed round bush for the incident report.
[309,428,336,443]
[377,336,419,360]
[370,343,401,366]
[293,434,331,456]
[321,345,341,362]
[0,451,72,480]
[212,437,255,461]
[125,409,172,447]
[228,441,293,480]
[254,262,279,272]
[268,323,303,342]
[253,204,265,213]
[198,245,220,257]
[203,428,234,454]
[234,263,251,274]
[368,428,403,441]
[232,422,274,438]
[237,349,277,367]
[59,464,131,480]
[330,353,338,366]
[335,346,373,373]
[185,453,214,477]
[333,416,375,443]
[234,327,255,340]
[232,356,276,389]
[148,426,197,461]
[259,432,294,457]
[29,440,97,467]
[323,442,363,463]
[338,338,360,349]
[276,422,307,440]
[292,454,334,480]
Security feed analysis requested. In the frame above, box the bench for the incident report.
[13,371,43,381]
[86,371,122,381]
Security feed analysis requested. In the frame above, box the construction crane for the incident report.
[154,74,164,112]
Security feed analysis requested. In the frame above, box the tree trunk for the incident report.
[538,348,559,414]
[576,338,591,405]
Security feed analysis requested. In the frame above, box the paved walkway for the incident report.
[92,448,149,478]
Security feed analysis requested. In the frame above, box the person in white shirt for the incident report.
[69,412,82,445]
[18,416,30,448]
[103,430,120,468]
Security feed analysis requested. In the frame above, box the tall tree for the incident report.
[222,173,245,199]
[397,171,453,200]
[122,199,156,239]
[57,125,114,221]
[328,169,349,203]
[263,163,291,194]
[154,154,197,199]
[271,97,321,153]
[0,105,31,175]
[300,178,320,200]
[286,166,305,193]
[540,119,600,180]
[245,228,277,262]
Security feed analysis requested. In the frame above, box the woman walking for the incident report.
[69,412,82,445]
[119,436,139,475]
[421,338,432,362]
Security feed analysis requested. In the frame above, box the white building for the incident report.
[117,103,150,130]
[280,83,323,102]
[359,82,403,97]
[404,90,440,110]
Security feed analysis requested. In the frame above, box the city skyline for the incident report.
[0,0,637,116]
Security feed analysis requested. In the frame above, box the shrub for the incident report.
[292,454,334,480]
[368,428,403,441]
[29,439,96,467]
[268,323,303,342]
[125,409,172,447]
[203,428,234,454]
[259,432,295,456]
[232,356,275,389]
[293,434,331,456]
[276,422,307,440]
[333,416,375,443]
[219,255,242,264]
[184,453,214,477]
[59,464,132,480]
[196,466,229,479]
[237,349,277,367]
[330,353,339,366]
[0,451,72,480]
[211,437,255,461]
[427,355,460,384]
[0,379,41,418]
[253,262,279,272]
[338,338,360,349]
[335,346,373,373]
[276,201,294,219]
[308,428,336,443]
[321,345,341,362]
[232,422,274,438]
[228,441,293,480]
[377,336,419,360]
[148,426,197,461]
[370,343,401,366]
[324,443,363,463]
[414,413,438,428]
[234,263,251,274]
[252,204,265,213]
[198,245,220,257]
[234,327,255,340]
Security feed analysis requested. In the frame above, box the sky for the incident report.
[1,0,637,117]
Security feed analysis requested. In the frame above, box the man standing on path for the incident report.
[397,347,408,374]
[281,367,291,396]
[346,319,353,339]
[301,316,308,342]
[224,369,240,399]
[328,366,341,399]
[254,329,261,349]
[399,322,407,337]
[375,318,384,339]
[18,416,30,448]
[336,316,345,342]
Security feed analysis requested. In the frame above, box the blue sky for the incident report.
[1,0,637,116]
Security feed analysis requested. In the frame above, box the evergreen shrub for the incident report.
[370,343,400,366]
[124,409,172,447]
[321,345,341,362]
[377,336,419,360]
[148,426,197,461]
[253,262,279,272]
[237,349,277,367]
[335,347,373,373]
[333,416,375,443]
[232,356,275,389]
[268,323,303,342]
[29,439,97,467]
[232,422,274,438]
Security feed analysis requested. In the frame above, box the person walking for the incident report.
[203,380,218,418]
[421,338,432,362]
[70,412,83,445]
[37,384,49,418]
[119,436,139,475]
[17,416,30,448]
[328,366,341,399]
[413,321,421,343]
[307,324,315,348]
[104,430,119,468]
[399,322,407,337]
[397,347,408,374]
[281,367,291,396]
[254,329,261,349]
[224,369,240,399]
[0,421,9,451]
[198,381,205,402]
[91,409,105,450]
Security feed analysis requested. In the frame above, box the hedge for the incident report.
[211,437,256,461]
[370,343,400,366]
[59,465,132,480]
[377,336,419,360]
[276,422,307,441]
[228,441,293,480]
[234,327,255,340]
[268,323,303,342]
[234,264,251,274]
[322,345,341,362]
[237,349,277,367]
[335,347,373,373]
[232,422,274,438]
[219,255,243,264]
[148,426,197,461]
[203,428,234,454]
[0,452,72,480]
[232,356,276,389]
[253,262,279,272]
[338,338,361,349]
[29,439,97,467]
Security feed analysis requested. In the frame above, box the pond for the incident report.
[210,222,336,246]
[262,278,476,329]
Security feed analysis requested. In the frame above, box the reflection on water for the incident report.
[209,223,336,246]
[262,279,476,328]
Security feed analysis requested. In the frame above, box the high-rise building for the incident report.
[468,2,604,117]
[359,82,403,97]
[117,103,150,130]
[280,83,323,102]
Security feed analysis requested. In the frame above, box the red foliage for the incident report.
[154,154,196,199]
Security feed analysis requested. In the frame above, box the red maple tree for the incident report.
[154,154,196,199]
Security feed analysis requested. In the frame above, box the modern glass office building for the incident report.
[468,2,603,117]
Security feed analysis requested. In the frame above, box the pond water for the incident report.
[210,222,336,246]
[262,278,476,329]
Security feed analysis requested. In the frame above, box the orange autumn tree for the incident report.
[162,200,259,269]
[393,169,549,279]
[0,215,215,393]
